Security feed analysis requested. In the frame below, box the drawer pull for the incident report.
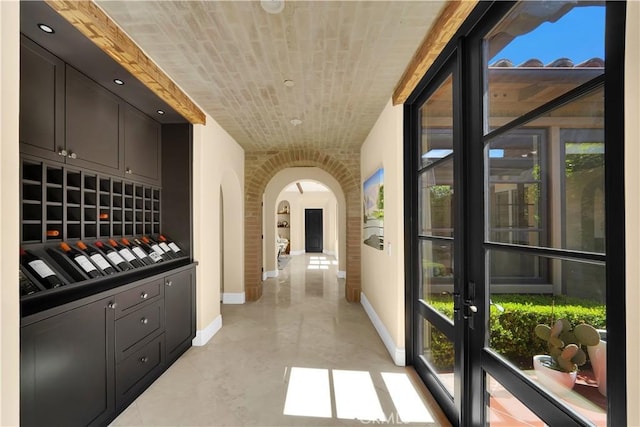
[140,317,149,325]
[140,356,149,363]
[166,281,173,287]
[108,302,117,310]
[141,292,149,299]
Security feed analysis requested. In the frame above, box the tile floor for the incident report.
[111,254,448,426]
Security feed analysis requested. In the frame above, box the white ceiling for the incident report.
[95,0,445,152]
[284,181,330,193]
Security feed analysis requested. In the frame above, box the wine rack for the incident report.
[21,158,161,243]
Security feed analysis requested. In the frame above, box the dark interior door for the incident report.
[305,209,323,252]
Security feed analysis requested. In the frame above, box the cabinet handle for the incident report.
[140,356,148,363]
[67,152,77,159]
[140,317,148,325]
[141,292,148,299]
[58,149,68,157]
[107,302,117,310]
[166,281,172,287]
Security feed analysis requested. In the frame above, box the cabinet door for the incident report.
[66,66,124,175]
[124,106,161,185]
[19,36,65,163]
[21,297,115,427]
[164,268,195,363]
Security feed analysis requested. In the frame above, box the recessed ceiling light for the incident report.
[157,110,165,115]
[38,23,54,34]
[290,118,302,126]
[260,0,285,14]
[113,79,124,85]
[283,80,295,87]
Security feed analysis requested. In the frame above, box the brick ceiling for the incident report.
[95,1,445,152]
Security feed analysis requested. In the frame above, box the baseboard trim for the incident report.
[222,292,245,304]
[290,250,305,256]
[262,272,267,281]
[323,249,335,256]
[192,314,222,346]
[337,271,346,279]
[360,292,405,366]
[266,270,278,278]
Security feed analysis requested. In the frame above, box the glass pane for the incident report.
[487,374,547,427]
[488,249,607,426]
[486,87,604,252]
[420,240,454,318]
[484,3,605,131]
[419,75,453,167]
[422,319,454,397]
[563,130,605,253]
[419,159,453,237]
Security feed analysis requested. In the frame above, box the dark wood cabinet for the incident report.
[125,106,161,185]
[165,268,196,363]
[19,35,65,162]
[19,28,195,427]
[21,266,196,426]
[66,66,124,176]
[20,296,115,427]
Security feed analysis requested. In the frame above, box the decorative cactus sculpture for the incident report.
[534,318,601,372]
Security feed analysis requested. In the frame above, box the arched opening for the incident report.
[263,168,347,280]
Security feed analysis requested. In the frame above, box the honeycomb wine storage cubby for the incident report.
[20,158,161,244]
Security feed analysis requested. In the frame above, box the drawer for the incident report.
[116,334,164,406]
[115,301,163,357]
[115,278,163,318]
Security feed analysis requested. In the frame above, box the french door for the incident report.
[405,2,626,426]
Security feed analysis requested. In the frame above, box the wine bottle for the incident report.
[109,239,145,268]
[95,241,132,271]
[157,234,182,258]
[158,234,183,256]
[76,241,117,275]
[121,238,156,265]
[60,242,102,278]
[142,236,175,260]
[19,268,41,296]
[134,238,164,263]
[20,249,64,289]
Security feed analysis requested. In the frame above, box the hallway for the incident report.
[111,254,448,426]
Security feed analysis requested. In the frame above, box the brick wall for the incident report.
[244,148,361,302]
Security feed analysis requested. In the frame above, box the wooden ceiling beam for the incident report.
[392,0,478,105]
[45,0,206,125]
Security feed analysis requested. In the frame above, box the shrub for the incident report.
[424,295,606,370]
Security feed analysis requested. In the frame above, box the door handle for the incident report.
[463,300,477,319]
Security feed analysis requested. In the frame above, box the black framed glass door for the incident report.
[406,2,627,426]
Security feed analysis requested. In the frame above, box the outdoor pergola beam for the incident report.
[45,0,206,125]
[392,0,478,105]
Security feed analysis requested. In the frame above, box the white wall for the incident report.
[0,1,20,424]
[277,189,337,255]
[625,3,640,425]
[360,100,405,365]
[192,113,244,342]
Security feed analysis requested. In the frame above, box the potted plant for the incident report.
[533,318,600,395]
[587,328,607,396]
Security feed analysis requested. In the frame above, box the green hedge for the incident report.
[426,295,606,370]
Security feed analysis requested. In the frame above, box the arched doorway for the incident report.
[263,168,346,280]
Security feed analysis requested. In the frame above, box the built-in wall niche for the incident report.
[20,158,161,243]
[276,200,290,255]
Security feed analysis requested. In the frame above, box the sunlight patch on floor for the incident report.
[283,367,332,418]
[308,256,330,270]
[283,367,436,424]
[333,370,385,421]
[381,372,435,423]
